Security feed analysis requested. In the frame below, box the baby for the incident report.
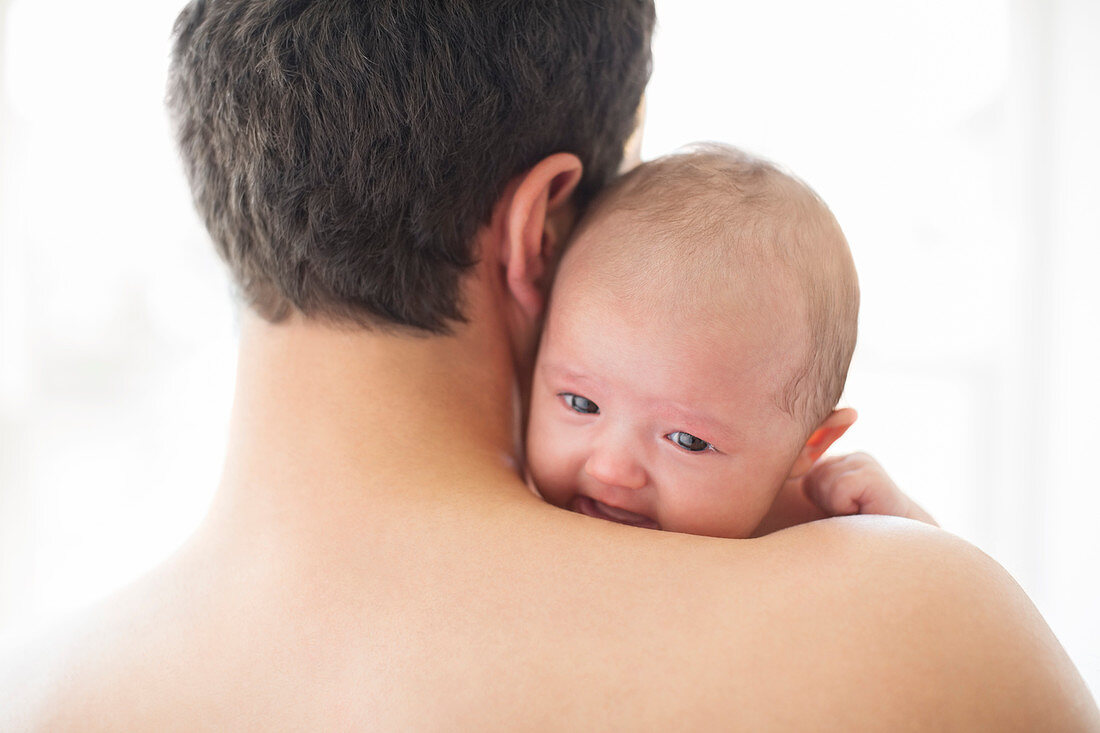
[525,144,934,538]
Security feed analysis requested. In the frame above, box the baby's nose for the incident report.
[583,446,647,491]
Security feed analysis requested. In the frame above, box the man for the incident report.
[4,1,1096,729]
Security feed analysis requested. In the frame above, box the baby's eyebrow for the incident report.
[538,361,596,385]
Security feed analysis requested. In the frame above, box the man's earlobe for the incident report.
[787,408,858,479]
[500,153,583,320]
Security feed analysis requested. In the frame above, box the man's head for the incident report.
[168,0,654,333]
[526,145,860,538]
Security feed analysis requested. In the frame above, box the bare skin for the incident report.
[3,156,1097,731]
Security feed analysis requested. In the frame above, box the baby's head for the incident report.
[526,144,859,538]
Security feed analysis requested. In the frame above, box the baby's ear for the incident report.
[787,408,857,479]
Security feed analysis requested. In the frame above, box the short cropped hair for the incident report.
[168,0,655,332]
[575,145,859,429]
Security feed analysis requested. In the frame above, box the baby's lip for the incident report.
[572,496,660,530]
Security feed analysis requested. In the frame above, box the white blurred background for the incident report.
[1,0,1097,697]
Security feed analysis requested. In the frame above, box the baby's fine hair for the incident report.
[575,144,859,431]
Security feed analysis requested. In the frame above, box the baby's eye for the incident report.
[560,393,599,414]
[666,431,713,452]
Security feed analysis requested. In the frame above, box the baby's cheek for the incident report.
[524,413,572,508]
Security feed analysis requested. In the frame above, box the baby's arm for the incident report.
[801,452,938,526]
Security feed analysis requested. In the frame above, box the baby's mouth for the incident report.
[572,496,660,530]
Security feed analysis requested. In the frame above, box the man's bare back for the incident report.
[4,316,1095,731]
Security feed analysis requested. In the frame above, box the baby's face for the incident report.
[526,250,810,539]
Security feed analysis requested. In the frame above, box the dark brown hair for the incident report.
[167,0,654,332]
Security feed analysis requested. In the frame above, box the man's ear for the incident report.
[787,408,858,479]
[499,153,583,320]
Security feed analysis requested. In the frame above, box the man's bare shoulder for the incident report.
[0,557,202,732]
[541,513,1099,730]
[705,516,1099,730]
[3,510,1096,731]
[443,506,1098,730]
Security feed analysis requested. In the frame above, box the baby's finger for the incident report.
[801,458,867,516]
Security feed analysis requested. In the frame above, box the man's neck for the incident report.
[208,309,530,530]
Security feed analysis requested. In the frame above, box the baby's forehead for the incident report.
[548,245,809,388]
[540,275,809,441]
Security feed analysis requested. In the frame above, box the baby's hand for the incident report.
[801,452,938,526]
